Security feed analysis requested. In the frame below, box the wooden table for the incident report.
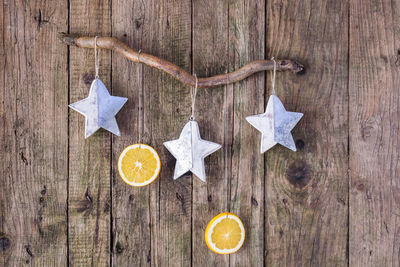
[1,0,399,266]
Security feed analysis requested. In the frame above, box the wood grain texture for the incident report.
[144,0,193,266]
[349,0,400,266]
[228,0,265,265]
[68,0,111,265]
[111,0,151,265]
[0,0,68,265]
[2,0,400,266]
[191,1,230,266]
[265,0,349,266]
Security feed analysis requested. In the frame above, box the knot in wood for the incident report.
[0,237,10,252]
[286,160,311,189]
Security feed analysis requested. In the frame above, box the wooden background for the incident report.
[0,0,399,266]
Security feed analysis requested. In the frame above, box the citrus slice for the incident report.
[118,144,161,187]
[205,212,245,254]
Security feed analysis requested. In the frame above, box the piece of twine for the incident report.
[137,49,143,145]
[271,57,276,95]
[190,74,198,120]
[94,36,100,79]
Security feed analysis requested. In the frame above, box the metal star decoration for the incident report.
[163,120,221,182]
[69,79,128,138]
[246,94,303,153]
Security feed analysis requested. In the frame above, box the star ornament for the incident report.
[69,79,128,138]
[246,95,303,153]
[164,120,221,182]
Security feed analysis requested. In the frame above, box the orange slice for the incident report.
[205,212,245,254]
[118,144,161,187]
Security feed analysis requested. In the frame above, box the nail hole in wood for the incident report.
[40,185,47,195]
[25,245,34,257]
[295,139,305,150]
[115,241,123,254]
[251,196,258,206]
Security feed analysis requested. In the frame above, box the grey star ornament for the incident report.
[246,94,303,153]
[69,78,128,138]
[163,120,222,182]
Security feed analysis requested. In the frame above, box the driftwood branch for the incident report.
[59,33,304,88]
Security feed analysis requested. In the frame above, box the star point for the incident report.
[246,95,303,153]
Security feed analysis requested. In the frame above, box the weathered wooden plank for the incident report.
[229,0,265,265]
[265,0,349,266]
[68,0,112,265]
[0,0,68,266]
[111,0,151,265]
[144,0,193,266]
[349,0,400,266]
[192,1,230,266]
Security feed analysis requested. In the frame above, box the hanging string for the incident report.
[94,36,100,79]
[271,57,277,95]
[138,50,143,145]
[190,74,198,120]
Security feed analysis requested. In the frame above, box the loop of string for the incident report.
[94,36,100,79]
[271,57,277,95]
[190,74,198,120]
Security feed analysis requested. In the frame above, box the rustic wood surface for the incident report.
[192,0,230,265]
[1,0,399,267]
[228,0,265,266]
[0,0,68,265]
[349,0,400,266]
[68,0,111,265]
[111,0,151,266]
[265,0,349,266]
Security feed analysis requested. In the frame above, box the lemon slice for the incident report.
[205,212,245,254]
[118,144,161,187]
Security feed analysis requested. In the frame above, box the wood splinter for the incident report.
[59,33,304,88]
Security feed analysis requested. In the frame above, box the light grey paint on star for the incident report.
[246,94,303,153]
[69,78,128,138]
[164,120,221,182]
